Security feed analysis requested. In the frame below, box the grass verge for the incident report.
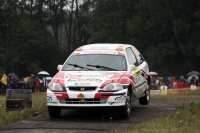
[121,102,200,133]
[0,94,47,129]
[118,89,200,133]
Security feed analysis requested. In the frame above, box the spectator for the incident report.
[159,76,163,87]
[190,76,197,90]
[1,74,7,95]
[172,76,177,89]
[150,76,156,90]
[159,82,168,90]
[167,76,172,88]
[0,83,4,95]
[10,77,16,89]
[35,76,41,93]
[41,76,48,92]
[164,77,170,88]
[178,76,185,88]
[6,77,12,90]
[155,76,160,90]
[28,74,35,92]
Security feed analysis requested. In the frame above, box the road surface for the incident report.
[0,101,187,133]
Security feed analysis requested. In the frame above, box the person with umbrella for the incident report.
[10,76,17,89]
[38,71,50,92]
[190,76,197,90]
[35,76,41,93]
[150,76,156,90]
[41,76,48,92]
[6,76,12,89]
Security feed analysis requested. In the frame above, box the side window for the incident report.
[138,54,145,64]
[125,48,139,66]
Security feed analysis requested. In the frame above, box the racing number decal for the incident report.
[77,93,85,99]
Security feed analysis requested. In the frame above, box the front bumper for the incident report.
[46,88,127,108]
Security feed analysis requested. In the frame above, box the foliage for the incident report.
[127,0,200,76]
[0,0,200,78]
[87,0,136,44]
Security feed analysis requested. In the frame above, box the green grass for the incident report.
[118,90,200,133]
[121,102,200,133]
[0,94,47,129]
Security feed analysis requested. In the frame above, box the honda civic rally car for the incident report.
[47,43,150,118]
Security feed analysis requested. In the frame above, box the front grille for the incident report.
[68,87,97,91]
[59,98,106,104]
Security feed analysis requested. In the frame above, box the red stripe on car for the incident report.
[94,92,114,98]
[76,45,85,51]
[54,92,69,98]
[51,72,65,87]
[100,72,125,88]
[54,72,65,79]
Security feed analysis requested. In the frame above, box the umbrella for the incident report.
[39,79,43,83]
[45,76,52,80]
[7,73,20,82]
[187,75,199,82]
[149,71,158,76]
[186,71,200,76]
[23,77,30,82]
[38,71,50,75]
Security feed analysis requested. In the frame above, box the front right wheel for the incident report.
[48,106,61,118]
[118,90,131,119]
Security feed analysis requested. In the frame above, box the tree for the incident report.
[87,0,137,44]
[127,0,200,76]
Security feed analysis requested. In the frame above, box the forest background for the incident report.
[0,0,200,79]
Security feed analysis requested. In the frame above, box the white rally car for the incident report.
[47,44,150,118]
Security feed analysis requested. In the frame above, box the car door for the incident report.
[125,47,146,97]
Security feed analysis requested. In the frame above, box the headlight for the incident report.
[48,82,63,91]
[103,83,123,91]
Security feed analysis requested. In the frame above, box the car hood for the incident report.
[52,71,126,88]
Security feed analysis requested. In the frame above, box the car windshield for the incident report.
[62,54,127,71]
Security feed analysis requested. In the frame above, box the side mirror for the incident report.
[129,65,141,76]
[57,64,63,71]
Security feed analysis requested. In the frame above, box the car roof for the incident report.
[75,43,132,51]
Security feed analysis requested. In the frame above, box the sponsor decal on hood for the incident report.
[52,71,126,87]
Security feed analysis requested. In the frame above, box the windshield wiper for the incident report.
[68,63,93,71]
[87,64,118,71]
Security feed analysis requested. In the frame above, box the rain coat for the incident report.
[1,74,8,85]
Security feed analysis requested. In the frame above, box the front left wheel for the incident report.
[118,90,132,119]
[139,86,150,105]
[48,106,61,118]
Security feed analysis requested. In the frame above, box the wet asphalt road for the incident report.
[0,102,184,133]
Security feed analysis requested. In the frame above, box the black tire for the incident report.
[118,90,131,119]
[48,106,61,118]
[139,86,150,105]
[6,100,32,108]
